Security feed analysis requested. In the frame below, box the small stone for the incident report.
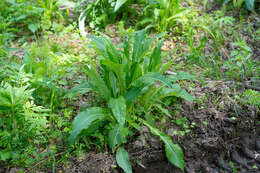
[134,134,147,148]
[167,128,177,137]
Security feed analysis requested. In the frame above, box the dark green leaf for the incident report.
[69,107,106,144]
[124,87,142,105]
[108,96,126,126]
[142,120,184,171]
[87,66,111,101]
[148,39,163,72]
[108,124,128,149]
[134,72,172,88]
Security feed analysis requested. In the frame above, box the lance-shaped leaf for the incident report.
[124,87,143,105]
[116,147,132,173]
[142,120,184,171]
[69,107,106,144]
[157,84,194,101]
[64,81,92,98]
[87,66,111,101]
[108,124,128,149]
[108,96,126,126]
[133,72,172,88]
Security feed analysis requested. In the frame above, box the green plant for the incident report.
[0,0,65,42]
[22,42,72,111]
[204,0,255,11]
[77,0,138,30]
[0,0,43,37]
[172,117,194,136]
[37,0,64,32]
[242,89,260,107]
[69,30,195,172]
[0,82,48,165]
[223,40,256,80]
[233,0,255,11]
[186,23,207,65]
[136,0,187,32]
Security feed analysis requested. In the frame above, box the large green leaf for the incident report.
[178,89,194,101]
[88,35,106,56]
[167,71,195,82]
[245,0,254,11]
[124,87,143,105]
[164,138,184,171]
[132,30,146,62]
[109,71,119,97]
[142,120,184,171]
[69,107,106,144]
[133,72,172,88]
[116,147,132,173]
[114,0,128,12]
[0,84,33,111]
[108,96,126,126]
[158,84,194,101]
[148,39,163,72]
[108,124,127,149]
[87,65,111,101]
[64,81,92,98]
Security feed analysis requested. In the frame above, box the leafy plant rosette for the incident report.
[69,30,194,172]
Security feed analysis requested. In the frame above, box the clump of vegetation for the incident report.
[0,0,259,172]
[0,82,49,165]
[69,30,195,171]
[242,89,260,107]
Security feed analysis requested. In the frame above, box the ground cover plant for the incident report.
[69,30,196,172]
[0,0,259,172]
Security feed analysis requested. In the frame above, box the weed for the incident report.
[69,30,195,172]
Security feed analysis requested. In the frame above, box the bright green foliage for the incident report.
[76,0,137,29]
[137,0,187,32]
[242,89,260,107]
[142,119,184,171]
[77,0,187,32]
[115,0,128,12]
[116,147,132,173]
[69,107,106,143]
[108,124,128,149]
[70,30,193,172]
[0,0,43,35]
[0,0,65,43]
[23,42,55,78]
[108,96,126,125]
[37,0,64,31]
[0,82,49,164]
[223,40,258,80]
[0,83,33,112]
